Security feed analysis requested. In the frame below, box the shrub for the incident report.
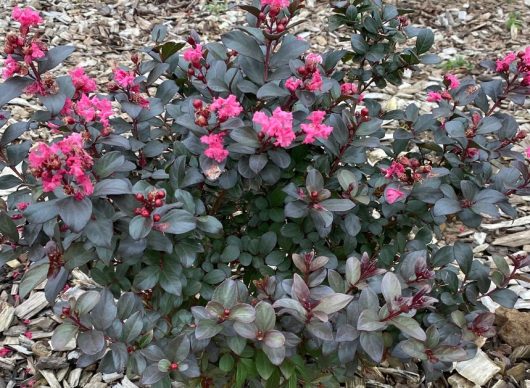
[1,1,530,386]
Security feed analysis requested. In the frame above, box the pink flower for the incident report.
[285,77,302,92]
[2,55,20,79]
[183,44,204,66]
[261,0,290,9]
[444,74,460,90]
[69,67,97,95]
[74,95,113,127]
[253,107,295,147]
[306,71,323,92]
[11,7,43,30]
[496,52,517,73]
[465,148,479,159]
[525,147,530,158]
[24,42,45,64]
[16,202,29,211]
[209,95,243,121]
[24,331,33,340]
[340,82,358,96]
[300,110,333,144]
[200,133,229,163]
[426,91,443,102]
[385,187,405,204]
[113,68,138,91]
[0,347,11,357]
[75,94,96,122]
[381,161,405,179]
[305,53,322,67]
[29,134,94,199]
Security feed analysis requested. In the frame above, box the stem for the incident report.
[263,40,273,82]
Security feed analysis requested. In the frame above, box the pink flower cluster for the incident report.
[382,161,405,179]
[443,73,460,90]
[385,187,405,204]
[114,68,138,91]
[496,47,530,85]
[496,52,517,73]
[2,56,21,79]
[28,133,94,200]
[69,67,97,97]
[261,0,290,9]
[253,108,295,147]
[11,7,43,32]
[300,111,333,144]
[285,54,324,93]
[341,82,365,102]
[2,8,47,79]
[209,95,243,121]
[381,157,432,185]
[110,68,149,108]
[426,90,451,103]
[200,133,229,163]
[183,44,204,67]
[61,94,113,129]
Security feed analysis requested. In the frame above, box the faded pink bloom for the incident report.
[23,331,32,340]
[381,161,405,179]
[426,91,443,102]
[305,53,322,67]
[183,44,204,66]
[385,187,405,204]
[69,67,97,95]
[300,110,333,144]
[285,77,302,92]
[200,133,229,163]
[496,52,517,72]
[444,73,460,90]
[253,107,295,147]
[24,81,46,96]
[0,347,11,357]
[2,55,20,79]
[209,95,243,121]
[306,71,322,92]
[11,7,43,30]
[525,147,530,158]
[261,0,290,9]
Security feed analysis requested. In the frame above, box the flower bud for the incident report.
[141,209,150,218]
[153,214,161,222]
[193,99,203,109]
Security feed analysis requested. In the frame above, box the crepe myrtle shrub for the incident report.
[1,0,530,386]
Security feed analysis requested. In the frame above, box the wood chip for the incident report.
[492,230,530,247]
[455,349,501,386]
[0,301,15,332]
[41,369,62,388]
[482,215,530,230]
[14,292,48,320]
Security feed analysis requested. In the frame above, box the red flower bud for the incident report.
[193,99,203,109]
[155,199,163,207]
[141,209,150,218]
[135,193,144,202]
[156,190,165,199]
[153,214,161,222]
[170,362,178,370]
